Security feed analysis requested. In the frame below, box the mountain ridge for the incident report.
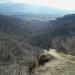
[0,3,67,16]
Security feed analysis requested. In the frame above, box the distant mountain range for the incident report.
[0,3,67,16]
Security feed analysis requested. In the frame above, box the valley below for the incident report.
[0,13,75,75]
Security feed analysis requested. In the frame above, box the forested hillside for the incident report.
[47,14,75,55]
[0,14,42,64]
[0,13,75,75]
[0,14,75,55]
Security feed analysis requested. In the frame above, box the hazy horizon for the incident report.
[0,0,75,16]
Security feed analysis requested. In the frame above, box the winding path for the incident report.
[45,49,75,64]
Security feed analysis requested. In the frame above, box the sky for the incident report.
[0,0,75,11]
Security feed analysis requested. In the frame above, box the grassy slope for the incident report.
[33,49,75,75]
[0,47,75,75]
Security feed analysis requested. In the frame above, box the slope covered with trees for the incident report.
[0,13,75,75]
[0,14,75,55]
[47,14,75,55]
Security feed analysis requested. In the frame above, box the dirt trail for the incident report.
[46,49,75,64]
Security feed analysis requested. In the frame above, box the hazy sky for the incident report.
[0,0,75,11]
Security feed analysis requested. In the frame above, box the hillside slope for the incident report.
[33,49,75,75]
[1,14,75,55]
[0,13,75,75]
[48,14,75,55]
[31,14,75,55]
[0,14,42,75]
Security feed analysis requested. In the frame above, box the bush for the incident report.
[38,52,54,65]
[27,60,36,74]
